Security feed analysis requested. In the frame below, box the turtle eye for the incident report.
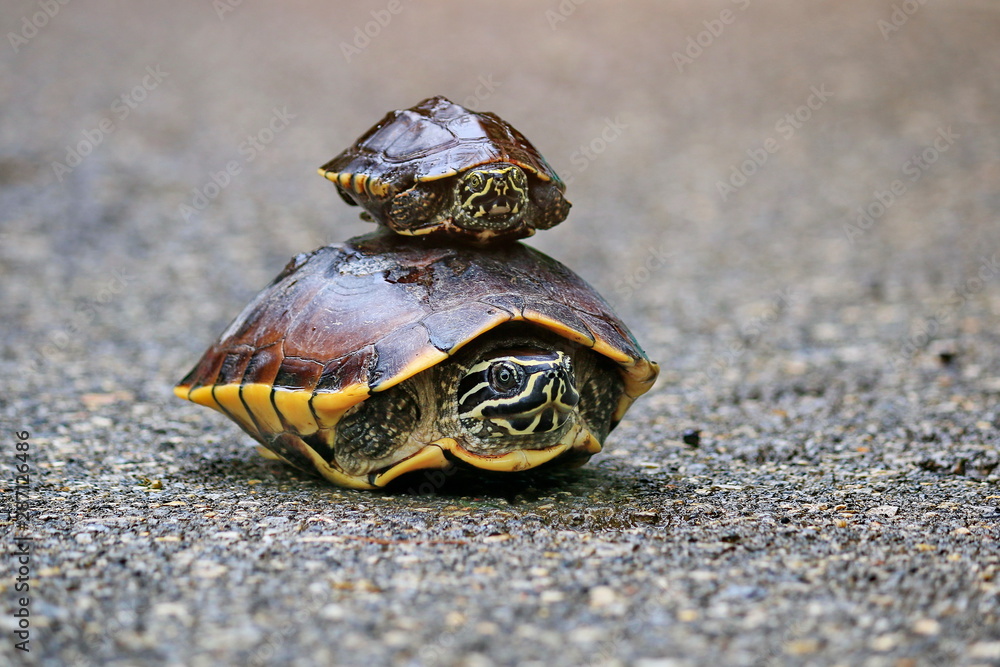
[467,172,485,191]
[510,167,527,187]
[489,361,522,393]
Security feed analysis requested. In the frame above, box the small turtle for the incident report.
[175,232,657,489]
[319,96,571,245]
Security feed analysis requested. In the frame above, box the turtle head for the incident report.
[453,164,529,232]
[456,350,579,440]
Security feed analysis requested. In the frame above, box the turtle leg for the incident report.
[530,184,572,229]
[334,186,378,222]
[388,184,446,232]
[336,186,359,207]
[334,382,422,475]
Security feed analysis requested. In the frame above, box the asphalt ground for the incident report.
[1,1,999,666]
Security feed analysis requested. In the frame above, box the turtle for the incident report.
[174,231,658,490]
[318,96,571,245]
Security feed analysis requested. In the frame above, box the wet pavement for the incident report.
[1,1,999,665]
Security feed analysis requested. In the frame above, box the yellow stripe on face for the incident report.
[461,370,549,421]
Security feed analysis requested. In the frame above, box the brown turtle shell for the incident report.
[318,96,569,242]
[175,232,658,486]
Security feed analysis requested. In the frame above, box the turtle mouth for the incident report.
[489,202,512,215]
[366,429,601,488]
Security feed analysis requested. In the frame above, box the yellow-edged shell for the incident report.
[175,231,658,488]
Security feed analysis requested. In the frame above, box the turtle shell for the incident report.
[175,231,658,488]
[319,96,569,243]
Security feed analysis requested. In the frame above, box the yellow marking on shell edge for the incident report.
[620,359,660,402]
[257,431,375,489]
[393,225,437,237]
[371,446,452,487]
[213,385,257,434]
[334,172,352,189]
[590,337,636,366]
[241,383,283,435]
[415,168,458,183]
[368,179,389,196]
[318,168,344,185]
[311,384,371,428]
[300,444,378,490]
[185,385,220,411]
[518,312,596,349]
[256,445,282,460]
[371,347,449,392]
[352,173,368,194]
[521,312,659,404]
[433,437,571,472]
[272,390,319,435]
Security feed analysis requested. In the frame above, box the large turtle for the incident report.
[319,96,571,245]
[175,231,658,489]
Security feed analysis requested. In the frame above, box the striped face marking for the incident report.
[457,351,580,438]
[454,164,529,231]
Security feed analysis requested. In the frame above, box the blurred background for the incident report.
[2,1,999,665]
[2,0,998,396]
